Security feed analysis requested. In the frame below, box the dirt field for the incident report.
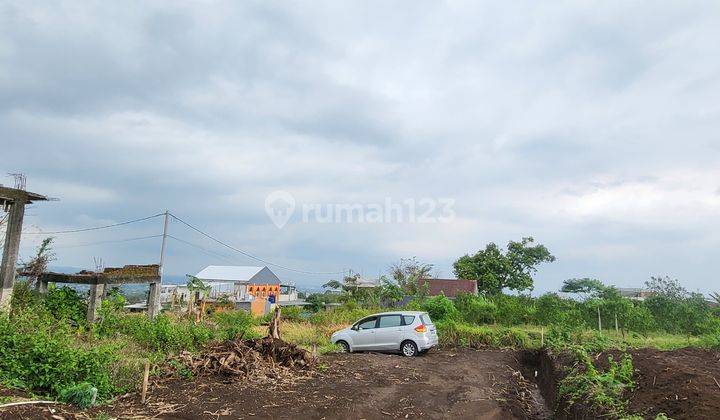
[0,348,548,420]
[603,348,720,419]
[3,347,719,419]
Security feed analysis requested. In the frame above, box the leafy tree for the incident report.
[561,278,606,301]
[644,276,712,335]
[453,237,555,295]
[390,257,432,298]
[377,276,404,306]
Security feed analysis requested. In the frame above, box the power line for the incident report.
[22,213,164,235]
[53,234,163,249]
[166,235,238,264]
[168,212,345,275]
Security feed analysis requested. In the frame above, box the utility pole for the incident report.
[147,210,169,319]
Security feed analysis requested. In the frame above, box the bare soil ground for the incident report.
[0,348,547,420]
[602,348,720,419]
[5,347,718,419]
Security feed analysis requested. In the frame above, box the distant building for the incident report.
[193,266,281,315]
[418,278,478,299]
[616,287,653,301]
[356,278,381,288]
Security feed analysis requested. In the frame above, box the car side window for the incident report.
[378,315,402,328]
[402,315,415,325]
[357,317,377,330]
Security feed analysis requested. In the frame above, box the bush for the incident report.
[0,312,118,400]
[454,292,496,324]
[95,312,214,353]
[280,305,304,322]
[493,294,535,326]
[421,294,458,322]
[214,310,256,341]
[436,320,530,348]
[44,285,87,326]
[559,349,635,417]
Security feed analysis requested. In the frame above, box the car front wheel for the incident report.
[337,340,351,353]
[401,340,418,357]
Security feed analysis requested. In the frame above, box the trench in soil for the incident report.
[516,349,597,420]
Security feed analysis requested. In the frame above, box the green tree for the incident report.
[390,258,432,298]
[453,237,555,295]
[561,278,606,301]
[377,276,404,306]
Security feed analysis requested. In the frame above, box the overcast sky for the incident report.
[2,1,719,293]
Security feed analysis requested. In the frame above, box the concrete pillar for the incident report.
[147,281,161,319]
[0,199,26,312]
[87,282,105,323]
[36,279,49,295]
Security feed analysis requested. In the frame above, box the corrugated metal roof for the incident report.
[195,265,265,282]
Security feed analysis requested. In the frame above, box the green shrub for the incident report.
[59,382,97,408]
[214,310,255,341]
[493,294,535,326]
[436,320,530,348]
[0,312,118,400]
[44,285,87,326]
[96,313,214,353]
[559,348,635,417]
[454,292,496,324]
[421,294,458,322]
[280,305,304,322]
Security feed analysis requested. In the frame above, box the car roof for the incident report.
[366,311,426,316]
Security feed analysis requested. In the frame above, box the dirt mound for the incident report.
[601,347,720,419]
[173,337,315,381]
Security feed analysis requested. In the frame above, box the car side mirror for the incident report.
[351,325,359,331]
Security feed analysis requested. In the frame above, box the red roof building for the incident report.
[418,278,478,298]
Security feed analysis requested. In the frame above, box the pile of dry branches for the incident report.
[173,337,315,383]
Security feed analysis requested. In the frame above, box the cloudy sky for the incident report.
[2,1,719,293]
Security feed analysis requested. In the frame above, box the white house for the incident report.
[194,265,281,301]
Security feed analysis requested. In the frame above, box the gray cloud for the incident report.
[2,1,720,293]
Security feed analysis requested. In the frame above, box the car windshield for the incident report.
[420,314,434,326]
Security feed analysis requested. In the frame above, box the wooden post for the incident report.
[268,304,281,339]
[87,282,105,323]
[141,359,150,404]
[615,312,619,333]
[597,305,602,332]
[541,327,545,347]
[0,198,26,312]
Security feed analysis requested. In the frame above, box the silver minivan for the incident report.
[330,311,438,357]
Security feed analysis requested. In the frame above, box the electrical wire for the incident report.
[21,213,165,235]
[166,234,237,263]
[53,234,164,249]
[168,212,345,275]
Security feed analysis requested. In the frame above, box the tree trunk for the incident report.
[268,305,281,339]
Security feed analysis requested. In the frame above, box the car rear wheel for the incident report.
[337,340,350,353]
[401,340,418,357]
